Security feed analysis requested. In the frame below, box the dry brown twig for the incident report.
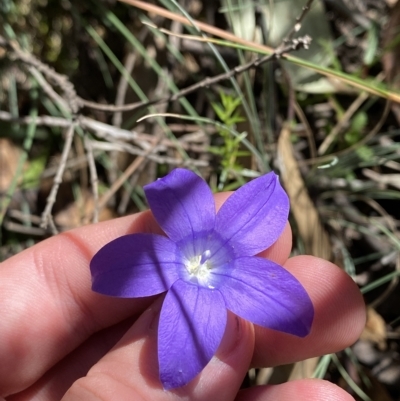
[84,138,100,224]
[278,0,316,48]
[0,111,208,164]
[40,123,76,233]
[0,35,79,113]
[79,36,312,114]
[96,136,162,214]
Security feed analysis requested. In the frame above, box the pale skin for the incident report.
[0,193,366,401]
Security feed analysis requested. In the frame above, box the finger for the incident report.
[0,198,292,396]
[235,379,355,401]
[6,319,135,401]
[214,192,292,264]
[257,222,291,265]
[4,225,293,401]
[0,212,156,396]
[252,256,366,366]
[62,299,255,401]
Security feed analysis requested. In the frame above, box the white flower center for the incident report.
[185,249,214,287]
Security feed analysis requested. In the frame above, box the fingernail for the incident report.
[135,296,163,333]
[217,312,243,358]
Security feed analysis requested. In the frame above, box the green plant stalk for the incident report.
[140,112,265,173]
[120,0,400,101]
[344,347,372,388]
[331,354,371,401]
[158,0,263,151]
[86,25,146,103]
[93,46,114,89]
[8,75,20,134]
[361,270,400,294]
[250,42,397,100]
[105,10,198,118]
[312,354,332,379]
[223,0,264,158]
[138,29,399,103]
[139,14,185,64]
[371,221,400,251]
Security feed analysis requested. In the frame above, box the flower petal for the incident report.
[90,234,181,297]
[214,172,289,257]
[218,257,313,337]
[144,169,216,248]
[158,279,227,389]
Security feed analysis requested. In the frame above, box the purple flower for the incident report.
[90,168,314,389]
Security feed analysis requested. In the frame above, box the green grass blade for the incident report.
[331,354,371,401]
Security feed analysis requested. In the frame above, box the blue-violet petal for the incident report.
[144,169,216,252]
[218,257,314,337]
[91,234,182,297]
[158,279,227,389]
[214,172,289,257]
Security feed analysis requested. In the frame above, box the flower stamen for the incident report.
[185,250,213,283]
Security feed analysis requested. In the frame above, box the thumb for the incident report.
[62,297,255,401]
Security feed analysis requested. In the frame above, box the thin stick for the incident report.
[41,123,76,232]
[0,35,79,113]
[0,111,71,127]
[80,37,311,113]
[84,138,99,223]
[8,209,42,225]
[108,52,138,200]
[112,51,137,127]
[0,111,210,154]
[317,91,369,155]
[89,140,207,166]
[117,158,149,214]
[279,0,316,47]
[97,137,161,212]
[4,221,46,236]
[118,0,271,53]
[28,67,70,113]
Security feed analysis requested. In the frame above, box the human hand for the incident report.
[0,192,365,401]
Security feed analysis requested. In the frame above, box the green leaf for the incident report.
[21,155,47,189]
[356,145,374,162]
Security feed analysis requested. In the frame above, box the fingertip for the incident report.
[257,222,292,265]
[252,256,366,366]
[215,312,255,368]
[63,305,255,401]
[215,192,292,265]
[286,256,366,347]
[214,192,232,211]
